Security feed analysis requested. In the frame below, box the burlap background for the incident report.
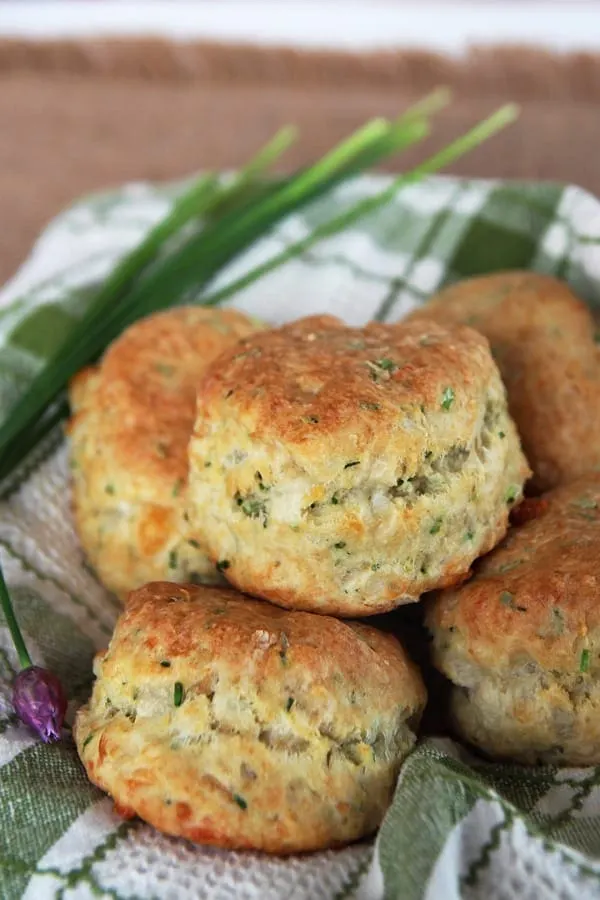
[1,37,600,285]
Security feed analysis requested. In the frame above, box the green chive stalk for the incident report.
[0,114,430,475]
[198,105,519,307]
[0,100,518,483]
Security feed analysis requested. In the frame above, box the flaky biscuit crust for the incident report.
[187,315,529,615]
[75,582,426,853]
[427,474,600,764]
[67,307,262,597]
[407,271,600,492]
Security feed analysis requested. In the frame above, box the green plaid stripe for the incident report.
[1,174,600,899]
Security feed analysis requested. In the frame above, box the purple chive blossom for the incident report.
[0,562,68,742]
[12,666,68,743]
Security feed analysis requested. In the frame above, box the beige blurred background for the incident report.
[1,1,600,284]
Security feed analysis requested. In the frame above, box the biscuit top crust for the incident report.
[427,474,600,675]
[194,314,504,480]
[68,307,260,501]
[101,582,426,716]
[407,271,600,491]
[76,582,427,852]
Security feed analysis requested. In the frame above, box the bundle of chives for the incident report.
[202,105,518,309]
[0,96,517,484]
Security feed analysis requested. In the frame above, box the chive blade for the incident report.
[232,126,297,182]
[401,104,519,181]
[0,103,518,483]
[198,106,519,307]
[59,130,295,343]
[53,117,426,348]
[195,125,297,222]
[104,118,428,320]
[328,118,429,181]
[331,88,447,179]
[0,396,66,476]
[68,127,297,340]
[79,174,219,332]
[0,563,31,669]
[401,87,452,121]
[44,119,427,370]
[182,118,392,259]
[0,131,297,460]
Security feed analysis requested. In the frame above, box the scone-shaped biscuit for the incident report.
[406,271,600,492]
[74,582,426,853]
[67,307,262,597]
[187,315,530,616]
[427,474,600,765]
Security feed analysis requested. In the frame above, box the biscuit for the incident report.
[186,315,530,616]
[426,474,600,765]
[74,582,426,853]
[67,307,262,597]
[406,271,600,492]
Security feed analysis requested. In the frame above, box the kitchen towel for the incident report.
[1,172,600,899]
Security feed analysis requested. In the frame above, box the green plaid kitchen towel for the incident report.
[1,173,600,900]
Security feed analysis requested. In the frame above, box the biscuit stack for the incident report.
[407,273,600,767]
[70,272,600,853]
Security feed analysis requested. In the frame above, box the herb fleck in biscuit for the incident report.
[187,315,529,616]
[74,582,426,853]
[407,271,600,492]
[427,474,600,765]
[67,307,262,597]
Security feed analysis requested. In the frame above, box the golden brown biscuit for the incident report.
[74,582,426,853]
[426,474,600,765]
[406,271,600,492]
[67,307,262,597]
[187,314,530,616]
